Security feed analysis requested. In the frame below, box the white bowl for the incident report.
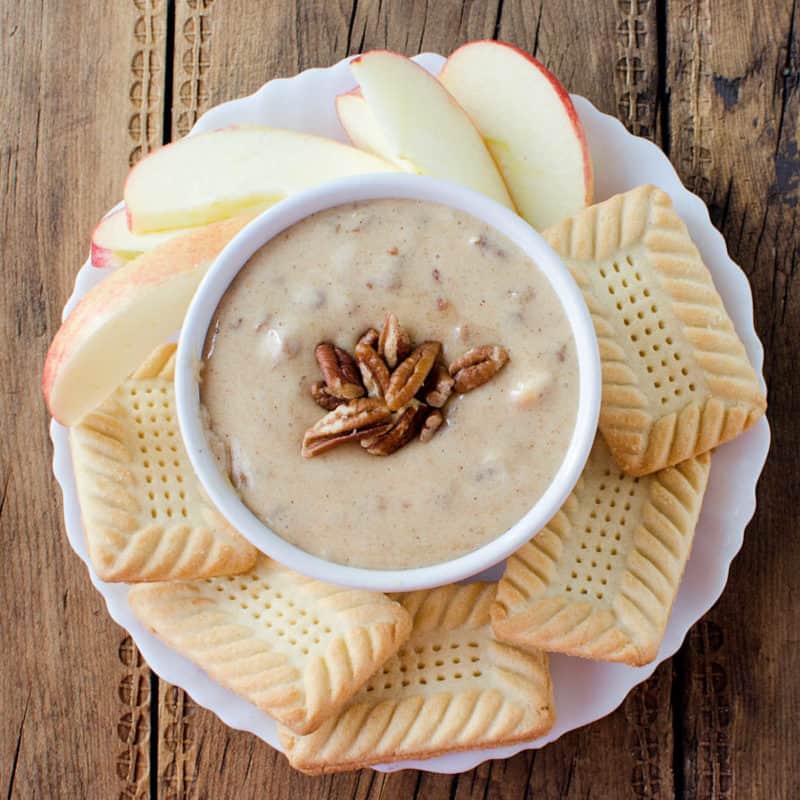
[175,173,601,592]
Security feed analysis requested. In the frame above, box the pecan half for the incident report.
[310,380,346,411]
[358,328,379,348]
[449,345,509,393]
[315,342,364,399]
[378,312,412,368]
[355,341,391,399]
[419,408,444,443]
[421,363,455,408]
[362,401,428,456]
[385,341,441,411]
[302,398,392,458]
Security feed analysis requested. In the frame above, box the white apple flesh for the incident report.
[90,208,194,268]
[347,51,514,209]
[43,214,253,426]
[439,41,593,229]
[124,125,398,233]
[335,89,393,159]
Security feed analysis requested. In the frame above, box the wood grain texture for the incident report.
[1,2,166,798]
[4,0,796,797]
[667,1,800,797]
[173,0,215,138]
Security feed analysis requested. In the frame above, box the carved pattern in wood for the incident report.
[624,665,670,798]
[689,620,733,798]
[175,0,216,137]
[615,0,654,138]
[671,0,714,198]
[116,636,150,800]
[159,684,199,800]
[129,0,165,165]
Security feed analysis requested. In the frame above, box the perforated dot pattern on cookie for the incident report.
[493,437,711,665]
[562,458,647,603]
[69,343,256,582]
[121,380,190,521]
[357,584,545,706]
[543,185,765,475]
[366,637,485,692]
[595,252,703,415]
[279,583,555,773]
[129,554,412,735]
[203,571,337,656]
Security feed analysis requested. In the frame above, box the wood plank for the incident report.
[666,1,800,797]
[347,0,501,55]
[154,2,678,797]
[8,0,794,797]
[499,3,674,797]
[0,1,167,798]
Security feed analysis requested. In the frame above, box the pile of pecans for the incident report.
[302,313,509,458]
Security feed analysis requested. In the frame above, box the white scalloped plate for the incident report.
[50,53,770,773]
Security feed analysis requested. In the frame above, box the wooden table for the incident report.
[2,1,796,797]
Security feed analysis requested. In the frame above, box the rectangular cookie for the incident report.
[70,343,257,582]
[492,437,710,666]
[544,185,765,476]
[128,556,412,734]
[279,583,555,773]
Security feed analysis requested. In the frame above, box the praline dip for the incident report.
[200,199,578,569]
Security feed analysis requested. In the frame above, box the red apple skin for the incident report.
[441,40,593,205]
[89,240,124,269]
[43,214,253,425]
[91,208,188,268]
[90,211,128,268]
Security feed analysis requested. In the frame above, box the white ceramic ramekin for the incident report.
[176,173,600,592]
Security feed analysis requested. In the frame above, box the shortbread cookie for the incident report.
[70,343,257,582]
[492,437,710,665]
[279,583,554,773]
[128,556,412,734]
[544,185,765,476]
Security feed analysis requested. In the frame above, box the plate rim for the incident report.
[49,50,771,774]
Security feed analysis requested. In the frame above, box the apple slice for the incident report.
[335,89,392,159]
[91,208,194,268]
[43,214,253,426]
[347,51,514,209]
[439,41,593,230]
[123,125,398,233]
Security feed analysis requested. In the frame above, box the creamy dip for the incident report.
[201,199,578,569]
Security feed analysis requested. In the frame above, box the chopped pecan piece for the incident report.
[385,341,441,411]
[378,312,412,368]
[358,328,380,348]
[309,380,348,411]
[362,402,428,456]
[315,342,364,399]
[355,341,391,399]
[421,363,455,408]
[449,345,510,393]
[302,398,392,458]
[419,409,444,443]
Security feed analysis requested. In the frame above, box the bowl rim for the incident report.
[175,173,601,592]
